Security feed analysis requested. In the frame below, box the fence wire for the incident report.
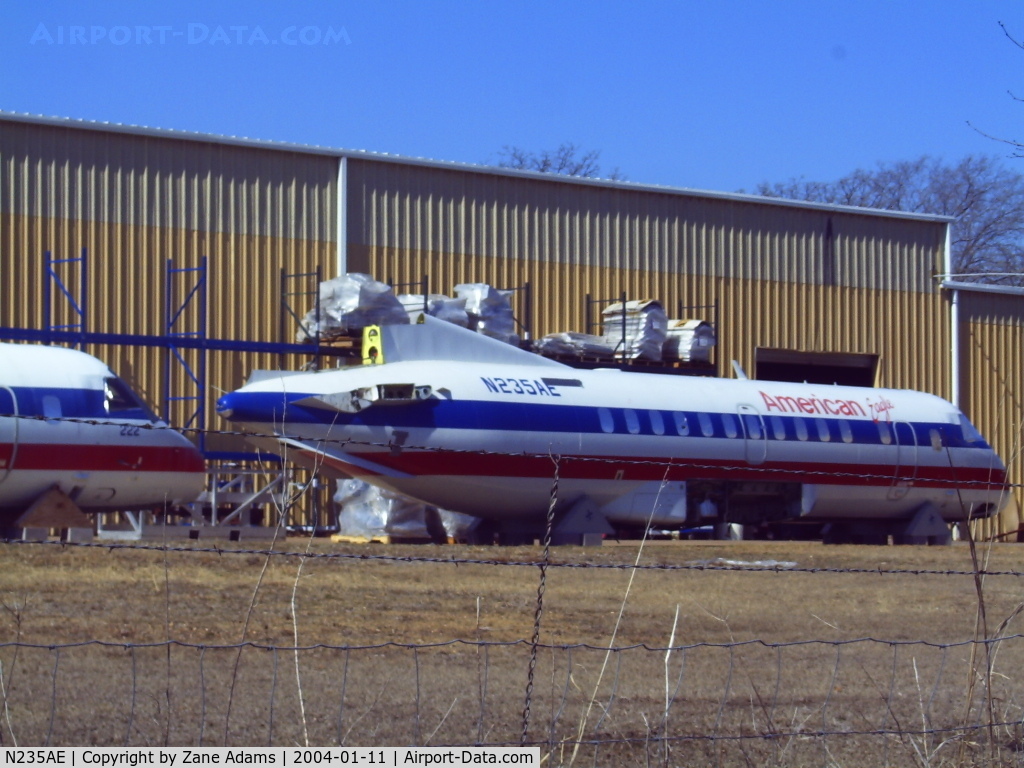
[1,536,1024,767]
[2,632,1024,765]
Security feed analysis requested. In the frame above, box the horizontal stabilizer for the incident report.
[277,438,413,479]
[384,314,569,367]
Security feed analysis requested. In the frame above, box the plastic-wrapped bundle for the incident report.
[439,508,480,539]
[334,479,434,539]
[296,274,409,341]
[601,299,668,361]
[333,479,478,541]
[534,332,615,358]
[397,293,470,328]
[454,283,519,345]
[663,319,717,362]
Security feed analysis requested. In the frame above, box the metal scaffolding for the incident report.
[0,250,351,538]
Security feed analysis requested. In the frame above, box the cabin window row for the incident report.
[596,408,947,449]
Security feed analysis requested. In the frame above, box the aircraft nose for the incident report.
[216,389,285,422]
[215,393,233,418]
[216,391,244,420]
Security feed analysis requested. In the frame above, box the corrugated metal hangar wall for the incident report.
[957,286,1024,536]
[345,159,951,393]
[2,114,1022,535]
[0,117,337,457]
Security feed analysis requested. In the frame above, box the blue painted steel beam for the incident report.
[0,326,353,357]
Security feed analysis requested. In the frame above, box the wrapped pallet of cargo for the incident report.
[533,331,615,359]
[297,273,409,341]
[397,293,470,327]
[601,299,668,361]
[332,479,478,544]
[663,319,717,362]
[454,283,519,345]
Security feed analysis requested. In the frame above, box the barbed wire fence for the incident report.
[4,633,1024,761]
[3,542,1024,765]
[0,419,1023,765]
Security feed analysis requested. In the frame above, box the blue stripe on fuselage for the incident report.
[220,390,985,451]
[1,386,116,419]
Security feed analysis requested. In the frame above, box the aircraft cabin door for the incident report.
[0,386,17,485]
[738,405,767,465]
[887,421,918,501]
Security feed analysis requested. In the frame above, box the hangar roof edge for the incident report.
[0,110,953,226]
[942,280,1024,297]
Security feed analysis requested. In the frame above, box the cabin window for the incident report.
[929,429,943,451]
[895,422,917,448]
[649,410,665,435]
[623,408,641,435]
[877,421,892,445]
[794,419,809,441]
[598,408,615,433]
[42,395,62,420]
[742,413,763,439]
[698,412,714,437]
[769,416,786,440]
[722,414,739,438]
[838,420,854,443]
[672,412,690,436]
[815,419,831,442]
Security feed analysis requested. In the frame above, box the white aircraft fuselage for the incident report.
[217,318,1008,533]
[0,343,206,513]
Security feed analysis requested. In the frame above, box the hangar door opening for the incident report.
[754,348,879,387]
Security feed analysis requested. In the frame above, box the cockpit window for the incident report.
[104,377,158,421]
[959,414,986,445]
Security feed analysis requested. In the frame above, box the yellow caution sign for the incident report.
[362,325,383,365]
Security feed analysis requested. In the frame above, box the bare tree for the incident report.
[757,155,1024,285]
[496,143,626,181]
[970,22,1024,158]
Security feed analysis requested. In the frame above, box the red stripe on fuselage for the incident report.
[341,449,1007,491]
[0,443,206,474]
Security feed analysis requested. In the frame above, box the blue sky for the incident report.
[2,1,1021,194]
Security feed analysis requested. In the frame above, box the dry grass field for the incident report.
[2,536,1024,767]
